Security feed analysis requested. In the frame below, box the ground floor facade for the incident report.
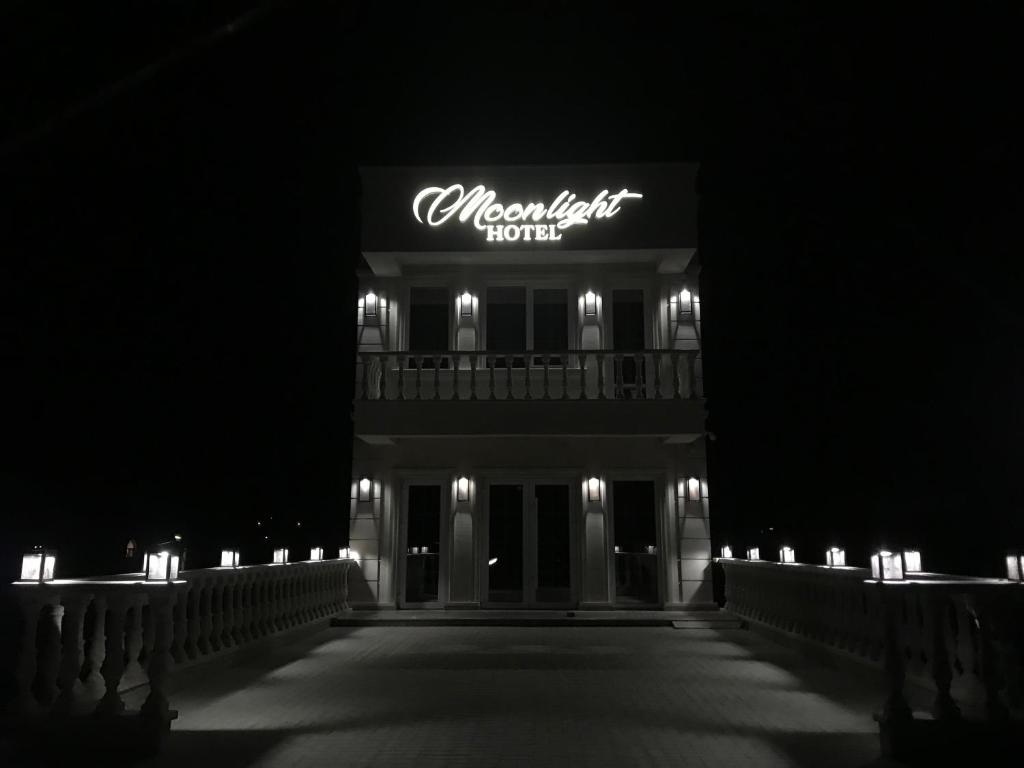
[345,436,712,609]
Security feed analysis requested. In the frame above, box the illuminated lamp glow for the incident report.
[902,549,922,573]
[871,550,904,581]
[721,545,733,559]
[826,547,846,567]
[587,476,601,502]
[747,547,760,561]
[146,551,180,581]
[779,546,796,564]
[678,288,693,315]
[358,477,372,501]
[460,291,473,317]
[273,548,289,565]
[457,476,470,502]
[220,549,240,568]
[20,548,56,582]
[488,557,498,566]
[686,477,701,502]
[364,291,378,317]
[310,547,323,561]
[1006,553,1023,582]
[584,291,597,317]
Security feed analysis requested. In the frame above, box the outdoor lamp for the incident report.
[587,476,601,502]
[678,287,693,316]
[363,291,378,318]
[339,547,359,560]
[747,547,760,561]
[870,550,904,581]
[1005,552,1023,582]
[460,291,473,317]
[721,545,733,558]
[902,549,922,573]
[220,549,240,568]
[685,477,701,502]
[310,547,323,561]
[358,477,372,501]
[145,542,181,581]
[273,547,289,565]
[457,476,470,502]
[779,546,796,564]
[826,547,846,567]
[584,290,597,317]
[20,547,56,582]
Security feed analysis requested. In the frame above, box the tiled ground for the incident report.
[143,625,895,768]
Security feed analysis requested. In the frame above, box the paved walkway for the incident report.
[142,624,894,768]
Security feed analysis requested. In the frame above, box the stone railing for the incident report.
[356,349,702,401]
[6,559,355,738]
[719,559,1024,725]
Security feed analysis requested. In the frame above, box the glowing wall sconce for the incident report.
[273,548,289,565]
[20,547,56,582]
[720,545,733,558]
[584,290,597,317]
[338,547,358,561]
[902,549,922,573]
[747,547,760,561]
[456,476,470,502]
[779,546,796,564]
[310,547,323,562]
[1005,552,1023,582]
[684,477,701,502]
[678,287,693,317]
[145,543,181,581]
[826,547,846,567]
[363,291,378,318]
[587,476,601,502]
[358,477,372,502]
[870,550,904,581]
[460,291,473,317]
[220,549,240,568]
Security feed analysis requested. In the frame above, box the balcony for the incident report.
[353,349,705,439]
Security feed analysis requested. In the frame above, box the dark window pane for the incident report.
[405,485,441,603]
[488,484,523,602]
[409,288,449,353]
[487,287,526,353]
[533,289,568,353]
[535,484,571,603]
[612,289,644,350]
[612,480,658,604]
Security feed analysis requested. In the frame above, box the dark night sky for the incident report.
[3,3,1023,577]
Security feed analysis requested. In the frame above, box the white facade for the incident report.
[347,164,711,609]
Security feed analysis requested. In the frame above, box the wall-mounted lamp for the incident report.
[584,290,597,317]
[310,547,323,562]
[364,291,378,318]
[20,547,56,582]
[779,546,796,564]
[339,547,358,561]
[720,545,733,558]
[220,549,240,568]
[460,291,473,317]
[145,542,182,581]
[457,476,470,502]
[587,476,601,502]
[826,547,846,567]
[1006,552,1023,582]
[685,477,701,502]
[358,477,372,502]
[871,550,904,581]
[901,549,922,573]
[678,287,693,317]
[747,547,760,561]
[273,548,289,565]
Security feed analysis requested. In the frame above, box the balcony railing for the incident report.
[355,349,701,401]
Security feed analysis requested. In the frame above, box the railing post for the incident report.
[122,594,147,688]
[878,585,912,725]
[928,593,961,721]
[433,355,441,400]
[671,351,681,399]
[10,592,45,714]
[95,592,129,715]
[198,580,213,654]
[972,596,1010,722]
[54,592,90,714]
[221,576,235,649]
[185,584,201,657]
[359,352,368,400]
[171,587,189,663]
[487,354,496,400]
[524,354,533,400]
[33,599,64,708]
[597,353,607,399]
[580,352,589,400]
[687,351,698,398]
[542,354,551,399]
[505,357,513,400]
[561,354,569,400]
[414,356,423,401]
[81,596,107,699]
[140,587,179,738]
[653,350,663,398]
[453,353,461,400]
[470,353,478,400]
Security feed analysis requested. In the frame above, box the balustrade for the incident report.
[355,349,702,401]
[719,559,1024,723]
[5,559,354,726]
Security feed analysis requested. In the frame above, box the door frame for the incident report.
[397,473,451,609]
[605,472,666,608]
[480,475,580,609]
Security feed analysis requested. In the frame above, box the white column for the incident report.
[677,452,713,606]
[579,476,611,608]
[448,475,477,606]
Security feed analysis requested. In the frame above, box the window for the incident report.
[532,288,569,355]
[408,288,449,368]
[487,287,527,367]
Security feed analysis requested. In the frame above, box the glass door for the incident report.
[486,481,575,607]
[402,485,442,606]
[612,480,659,605]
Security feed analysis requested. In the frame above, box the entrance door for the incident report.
[486,482,574,607]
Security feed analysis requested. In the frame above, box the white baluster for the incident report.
[95,592,129,715]
[10,592,45,715]
[53,592,90,714]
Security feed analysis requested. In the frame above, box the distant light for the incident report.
[779,546,795,564]
[364,291,378,318]
[1005,553,1023,582]
[174,534,182,541]
[721,545,733,558]
[747,547,760,561]
[488,557,498,566]
[902,549,922,573]
[460,291,473,317]
[686,477,701,502]
[273,548,289,565]
[20,547,56,583]
[297,521,302,527]
[358,477,372,501]
[310,547,323,562]
[457,476,470,502]
[678,287,692,316]
[220,549,240,568]
[871,550,904,581]
[584,290,597,316]
[587,476,601,502]
[826,547,846,567]
[145,542,181,581]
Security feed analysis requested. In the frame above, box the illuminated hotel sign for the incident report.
[412,184,642,243]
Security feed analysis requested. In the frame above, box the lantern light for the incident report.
[871,550,904,581]
[685,477,701,502]
[145,541,182,581]
[364,291,378,318]
[457,476,470,502]
[678,287,693,316]
[220,549,240,568]
[587,476,601,502]
[460,291,473,317]
[20,547,57,583]
[338,547,359,561]
[902,549,922,573]
[1005,553,1023,582]
[826,547,846,567]
[310,547,323,562]
[584,290,597,317]
[273,548,289,565]
[779,546,796,564]
[721,545,733,559]
[747,547,760,561]
[358,477,372,501]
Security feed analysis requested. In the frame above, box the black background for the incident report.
[3,3,1023,580]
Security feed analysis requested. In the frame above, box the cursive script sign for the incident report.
[412,184,642,242]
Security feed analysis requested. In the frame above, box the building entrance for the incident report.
[485,482,575,607]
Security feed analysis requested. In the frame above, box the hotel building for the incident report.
[347,164,710,609]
